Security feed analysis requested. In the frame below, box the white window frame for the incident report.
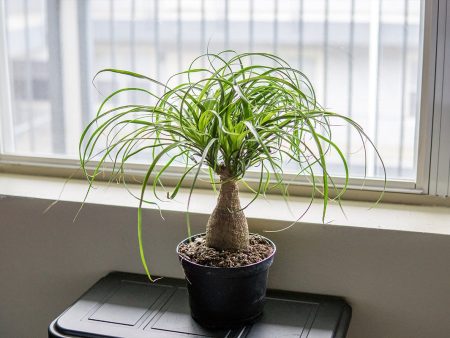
[0,0,449,201]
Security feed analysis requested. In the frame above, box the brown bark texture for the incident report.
[205,177,250,251]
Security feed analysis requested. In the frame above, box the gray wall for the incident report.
[1,195,450,338]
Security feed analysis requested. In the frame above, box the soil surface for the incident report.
[178,234,274,268]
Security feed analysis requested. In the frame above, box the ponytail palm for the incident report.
[80,51,383,279]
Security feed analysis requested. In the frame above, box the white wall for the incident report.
[1,195,450,338]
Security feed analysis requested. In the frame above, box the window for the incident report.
[0,0,448,197]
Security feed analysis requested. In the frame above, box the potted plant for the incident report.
[79,51,383,328]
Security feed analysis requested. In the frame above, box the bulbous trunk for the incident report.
[205,176,250,251]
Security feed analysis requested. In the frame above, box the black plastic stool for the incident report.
[49,272,351,338]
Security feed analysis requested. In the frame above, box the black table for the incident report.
[49,272,351,338]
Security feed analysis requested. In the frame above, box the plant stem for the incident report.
[205,174,250,251]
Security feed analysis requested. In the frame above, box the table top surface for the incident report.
[49,272,351,338]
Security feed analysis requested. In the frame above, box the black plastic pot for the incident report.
[176,233,276,328]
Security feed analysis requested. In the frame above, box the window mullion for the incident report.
[46,0,66,154]
[415,0,438,195]
[77,0,93,129]
[427,0,450,197]
[435,0,450,196]
[59,0,84,155]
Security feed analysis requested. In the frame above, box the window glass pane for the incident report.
[3,0,52,153]
[1,0,423,181]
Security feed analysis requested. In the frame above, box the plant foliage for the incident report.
[79,51,385,280]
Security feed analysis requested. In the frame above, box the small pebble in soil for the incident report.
[178,234,273,268]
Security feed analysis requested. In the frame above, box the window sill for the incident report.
[1,172,449,236]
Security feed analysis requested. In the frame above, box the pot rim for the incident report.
[176,232,276,271]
